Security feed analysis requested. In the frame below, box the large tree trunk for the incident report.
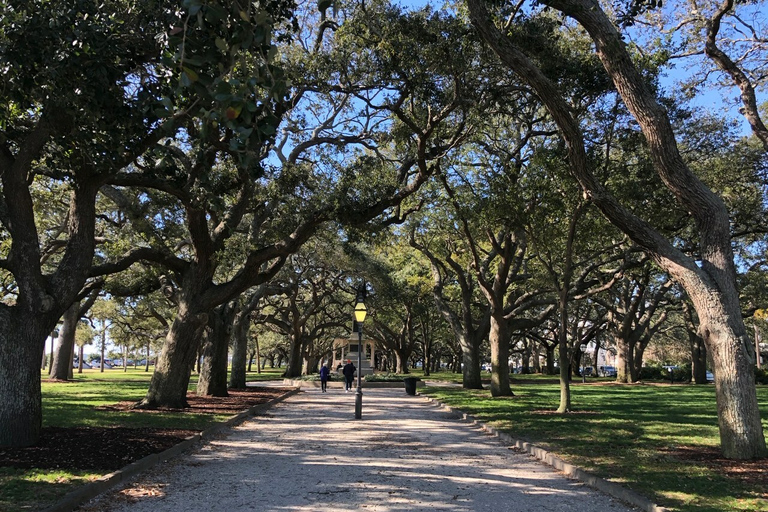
[691,332,708,384]
[615,335,632,383]
[521,343,532,374]
[684,301,708,384]
[255,338,261,373]
[393,351,406,374]
[423,340,432,377]
[616,331,641,383]
[303,356,320,375]
[532,346,542,373]
[197,304,234,397]
[697,298,765,456]
[229,310,251,388]
[0,315,52,447]
[138,304,208,409]
[557,344,572,413]
[545,344,556,375]
[489,316,512,396]
[460,335,483,389]
[631,338,648,382]
[283,335,303,378]
[50,303,80,380]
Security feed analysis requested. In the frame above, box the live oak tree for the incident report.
[410,212,491,389]
[0,0,244,447]
[100,0,473,408]
[466,0,767,458]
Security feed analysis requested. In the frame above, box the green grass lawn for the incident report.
[1,367,287,512]
[10,368,765,512]
[422,382,768,512]
[39,366,287,429]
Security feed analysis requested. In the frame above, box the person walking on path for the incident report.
[342,359,356,392]
[319,364,330,392]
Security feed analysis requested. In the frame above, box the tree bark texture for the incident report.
[691,332,708,384]
[489,315,512,396]
[229,310,251,388]
[0,314,51,447]
[461,338,484,389]
[283,334,305,378]
[138,304,208,409]
[558,345,573,413]
[615,334,641,383]
[50,303,80,380]
[545,345,556,374]
[197,304,235,397]
[466,0,766,458]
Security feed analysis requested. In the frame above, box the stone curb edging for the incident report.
[423,396,670,512]
[43,388,301,512]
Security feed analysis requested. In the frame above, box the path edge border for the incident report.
[43,387,301,512]
[423,395,670,512]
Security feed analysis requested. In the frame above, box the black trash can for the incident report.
[403,377,419,395]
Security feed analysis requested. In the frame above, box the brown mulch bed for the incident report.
[0,387,292,472]
[97,387,292,415]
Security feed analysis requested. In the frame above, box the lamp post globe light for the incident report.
[354,299,367,420]
[579,343,588,383]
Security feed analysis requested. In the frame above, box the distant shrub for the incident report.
[639,365,665,380]
[756,368,768,385]
[672,364,691,383]
[364,373,418,382]
[640,364,690,382]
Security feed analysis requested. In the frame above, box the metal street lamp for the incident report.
[354,299,367,420]
[579,343,588,383]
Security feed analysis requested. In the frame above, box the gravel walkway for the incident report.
[82,388,638,512]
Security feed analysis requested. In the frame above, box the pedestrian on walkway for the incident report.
[342,359,356,392]
[319,364,330,392]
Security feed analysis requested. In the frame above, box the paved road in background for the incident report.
[81,387,638,512]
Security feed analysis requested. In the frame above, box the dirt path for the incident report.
[81,388,638,512]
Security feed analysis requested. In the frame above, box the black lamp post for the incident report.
[354,298,367,420]
[580,343,587,383]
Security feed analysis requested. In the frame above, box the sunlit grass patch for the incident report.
[423,382,768,512]
[0,467,100,512]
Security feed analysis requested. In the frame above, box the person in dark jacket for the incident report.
[342,360,356,392]
[319,364,330,393]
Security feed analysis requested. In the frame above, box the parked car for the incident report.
[599,365,617,377]
[706,371,714,382]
